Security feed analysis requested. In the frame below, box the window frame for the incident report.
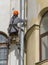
[40,11,48,61]
[0,31,9,65]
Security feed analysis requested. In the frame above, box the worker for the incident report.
[8,10,24,36]
[8,10,19,36]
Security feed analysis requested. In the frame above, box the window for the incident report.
[40,11,48,60]
[0,35,8,43]
[0,47,8,65]
[0,32,8,65]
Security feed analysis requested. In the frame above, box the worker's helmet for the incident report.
[13,10,19,16]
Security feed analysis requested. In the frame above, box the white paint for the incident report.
[0,0,10,34]
[8,44,19,65]
[10,0,20,17]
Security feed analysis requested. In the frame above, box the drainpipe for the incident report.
[19,0,25,65]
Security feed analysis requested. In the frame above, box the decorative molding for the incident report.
[25,24,39,40]
[36,59,48,65]
[24,24,39,52]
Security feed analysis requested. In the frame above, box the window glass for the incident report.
[0,32,8,65]
[40,12,48,34]
[41,36,48,60]
[0,47,8,65]
[0,60,7,65]
[40,12,48,60]
[0,34,8,43]
[0,48,8,60]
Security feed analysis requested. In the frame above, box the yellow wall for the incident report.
[25,0,48,65]
[25,25,39,65]
[27,0,48,29]
[26,28,36,65]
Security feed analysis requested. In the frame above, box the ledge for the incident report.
[36,59,48,65]
[24,24,39,40]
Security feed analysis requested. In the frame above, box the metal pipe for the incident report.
[19,0,25,65]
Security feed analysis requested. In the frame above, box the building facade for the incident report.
[0,0,48,65]
[25,0,48,65]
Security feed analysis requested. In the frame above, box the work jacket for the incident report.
[8,15,24,35]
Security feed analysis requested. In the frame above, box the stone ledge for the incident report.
[36,59,48,65]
